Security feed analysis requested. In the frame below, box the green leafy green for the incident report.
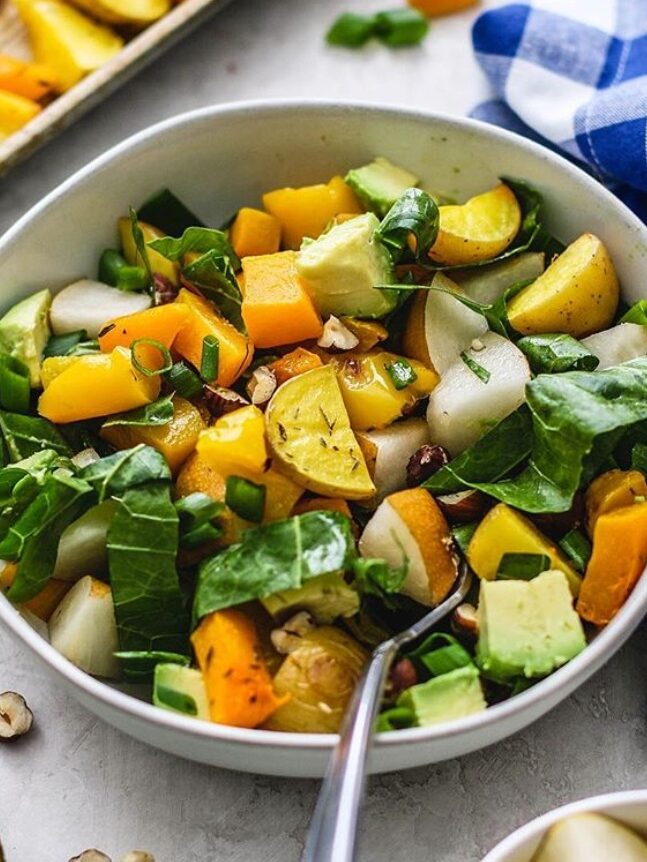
[101,395,175,429]
[497,552,551,580]
[0,412,71,462]
[225,475,265,522]
[558,529,592,572]
[376,189,439,262]
[424,407,532,494]
[148,226,240,270]
[5,474,94,602]
[129,207,153,292]
[384,357,418,390]
[193,511,356,623]
[620,300,647,325]
[108,482,187,653]
[138,188,204,237]
[451,522,478,556]
[0,354,30,413]
[517,333,599,374]
[175,492,224,549]
[78,444,171,502]
[43,330,87,358]
[351,557,408,608]
[632,442,647,474]
[166,361,203,399]
[182,251,245,332]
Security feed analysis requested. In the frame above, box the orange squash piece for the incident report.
[241,251,323,348]
[173,288,253,387]
[577,502,647,626]
[98,304,190,353]
[270,347,323,385]
[191,609,289,728]
[230,207,281,258]
[0,54,58,101]
[584,469,647,538]
[262,176,362,250]
[0,564,69,621]
[408,0,478,15]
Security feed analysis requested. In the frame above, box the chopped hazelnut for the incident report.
[203,386,249,418]
[246,365,277,406]
[271,611,316,654]
[406,444,450,487]
[68,851,112,862]
[0,692,33,742]
[317,316,360,351]
[121,853,156,862]
[451,603,479,639]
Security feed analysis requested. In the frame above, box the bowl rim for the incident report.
[482,789,647,861]
[2,97,647,757]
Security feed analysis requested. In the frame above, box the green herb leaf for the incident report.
[166,362,203,399]
[0,411,71,462]
[621,300,647,325]
[376,705,416,732]
[148,226,240,270]
[200,335,220,382]
[225,475,265,522]
[101,394,175,429]
[43,330,87,358]
[182,251,245,332]
[497,552,551,580]
[377,188,439,263]
[0,354,30,413]
[451,521,478,555]
[193,511,356,623]
[352,556,408,608]
[78,444,171,502]
[517,333,599,374]
[108,482,188,653]
[459,351,491,383]
[138,188,204,237]
[374,8,429,46]
[67,339,100,356]
[558,529,592,572]
[326,11,375,46]
[5,474,94,602]
[385,357,417,390]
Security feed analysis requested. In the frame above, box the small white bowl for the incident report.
[1,101,647,777]
[483,790,647,861]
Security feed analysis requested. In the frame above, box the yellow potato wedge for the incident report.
[265,364,375,500]
[15,0,124,92]
[429,183,521,266]
[68,0,170,26]
[507,233,619,337]
[118,217,180,286]
[0,89,41,138]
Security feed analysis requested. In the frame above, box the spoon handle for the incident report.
[300,638,399,862]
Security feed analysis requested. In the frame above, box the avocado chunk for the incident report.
[261,572,360,624]
[397,664,486,727]
[0,289,52,386]
[153,663,209,719]
[296,212,397,318]
[345,156,419,216]
[476,570,586,682]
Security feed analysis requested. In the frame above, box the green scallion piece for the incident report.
[131,338,173,377]
[326,12,375,46]
[385,358,417,390]
[376,706,416,732]
[225,475,266,522]
[166,362,203,399]
[374,8,429,47]
[0,353,30,413]
[181,522,223,550]
[558,529,592,572]
[175,492,223,528]
[98,249,127,286]
[497,552,551,580]
[420,642,473,677]
[43,330,87,358]
[451,522,478,556]
[460,351,491,383]
[200,335,220,382]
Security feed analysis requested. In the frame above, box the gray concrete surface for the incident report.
[2,0,647,859]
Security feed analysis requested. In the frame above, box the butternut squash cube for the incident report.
[585,469,647,537]
[230,207,281,258]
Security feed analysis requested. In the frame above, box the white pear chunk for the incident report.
[427,331,531,455]
[50,279,151,337]
[358,418,430,502]
[581,323,647,371]
[54,501,117,582]
[19,608,50,641]
[49,575,120,679]
[532,812,647,862]
[453,251,545,305]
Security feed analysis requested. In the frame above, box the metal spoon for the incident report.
[301,564,473,862]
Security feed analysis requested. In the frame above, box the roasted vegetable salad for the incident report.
[1,156,646,735]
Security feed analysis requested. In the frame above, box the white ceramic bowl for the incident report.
[1,101,647,777]
[483,790,647,861]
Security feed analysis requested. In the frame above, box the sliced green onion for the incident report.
[376,705,416,732]
[181,522,223,550]
[116,265,149,293]
[131,338,173,377]
[225,475,266,522]
[497,552,551,580]
[385,358,417,390]
[200,335,220,382]
[0,353,30,413]
[374,8,429,47]
[166,362,203,399]
[67,339,100,356]
[460,351,491,384]
[559,529,592,572]
[43,330,87,358]
[175,492,224,528]
[420,642,473,677]
[326,12,375,46]
[451,522,478,556]
[155,685,199,715]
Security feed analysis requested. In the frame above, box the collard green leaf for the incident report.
[182,250,245,332]
[5,474,94,602]
[517,333,599,374]
[376,188,439,263]
[148,226,240,270]
[0,412,72,462]
[351,557,408,609]
[115,650,191,682]
[193,511,356,623]
[78,444,171,502]
[138,188,204,237]
[101,395,174,429]
[424,407,532,494]
[108,482,188,653]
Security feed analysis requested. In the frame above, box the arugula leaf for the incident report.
[181,251,245,331]
[5,474,94,602]
[148,227,240,271]
[497,552,551,580]
[0,412,71,462]
[517,333,599,374]
[351,557,408,609]
[78,444,171,502]
[193,511,356,623]
[138,188,204,237]
[376,189,439,263]
[476,359,647,512]
[108,482,188,653]
[101,395,174,429]
[424,407,532,494]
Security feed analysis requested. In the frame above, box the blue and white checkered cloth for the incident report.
[471,1,647,219]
